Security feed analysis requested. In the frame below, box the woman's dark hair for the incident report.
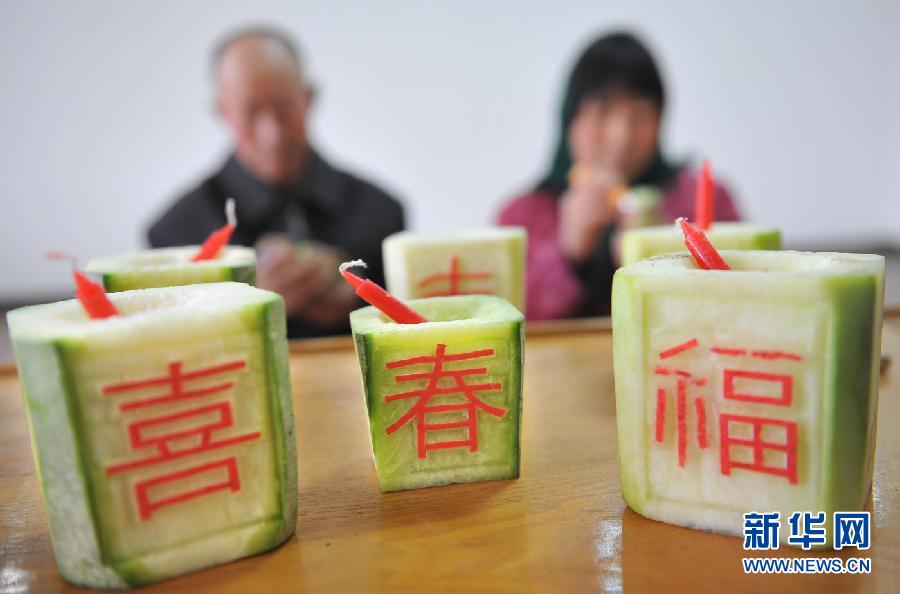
[537,31,676,194]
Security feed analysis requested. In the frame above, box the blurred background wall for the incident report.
[1,0,898,301]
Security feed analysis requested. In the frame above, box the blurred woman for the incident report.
[498,31,740,320]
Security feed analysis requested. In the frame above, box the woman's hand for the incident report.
[558,167,623,263]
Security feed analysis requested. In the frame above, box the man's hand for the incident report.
[559,167,624,263]
[255,235,359,325]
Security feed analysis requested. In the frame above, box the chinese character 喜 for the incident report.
[103,359,258,521]
[385,343,505,458]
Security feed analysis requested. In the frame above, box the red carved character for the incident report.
[103,360,259,520]
[712,345,801,484]
[719,414,798,484]
[654,339,802,483]
[416,256,493,297]
[654,338,710,467]
[385,343,505,458]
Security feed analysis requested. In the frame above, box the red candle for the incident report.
[694,159,715,231]
[192,198,237,262]
[339,260,427,324]
[47,252,119,319]
[677,218,731,271]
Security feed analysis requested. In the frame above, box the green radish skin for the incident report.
[351,295,524,492]
[85,246,256,292]
[8,283,296,588]
[619,222,782,266]
[612,251,884,546]
[382,228,526,312]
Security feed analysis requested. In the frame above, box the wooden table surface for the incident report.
[1,313,898,593]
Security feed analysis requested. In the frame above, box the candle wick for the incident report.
[339,257,426,324]
[339,259,368,274]
[46,251,78,272]
[674,217,687,232]
[225,198,237,227]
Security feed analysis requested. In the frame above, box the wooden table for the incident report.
[1,313,898,593]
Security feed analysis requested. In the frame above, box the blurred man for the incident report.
[148,28,405,337]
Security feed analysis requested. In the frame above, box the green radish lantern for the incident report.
[85,245,256,291]
[619,222,781,266]
[342,260,523,492]
[8,281,297,587]
[612,244,884,545]
[382,227,526,312]
[85,198,256,291]
[618,161,781,266]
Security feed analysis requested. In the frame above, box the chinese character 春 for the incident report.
[788,511,827,550]
[103,359,258,520]
[384,343,505,458]
[834,511,871,550]
[416,256,493,297]
[743,511,780,550]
